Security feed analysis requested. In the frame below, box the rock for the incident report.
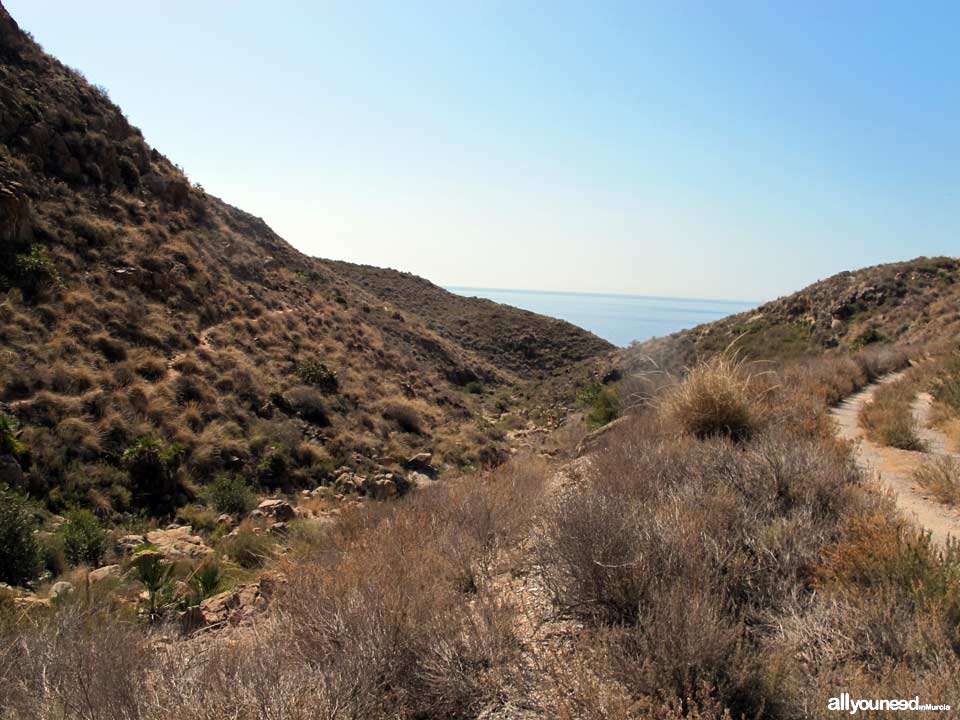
[0,454,23,489]
[117,534,146,555]
[180,572,287,633]
[50,581,74,599]
[14,596,51,611]
[88,564,121,585]
[407,471,433,487]
[576,415,632,458]
[217,514,233,527]
[268,521,288,536]
[370,478,398,500]
[256,499,295,522]
[404,452,433,472]
[145,526,212,559]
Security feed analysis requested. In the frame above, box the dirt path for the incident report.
[831,373,960,547]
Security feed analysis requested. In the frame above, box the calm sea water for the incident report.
[446,287,758,348]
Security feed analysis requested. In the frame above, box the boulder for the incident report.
[256,499,295,522]
[404,452,434,472]
[180,571,286,633]
[88,564,121,585]
[145,526,212,559]
[50,581,74,599]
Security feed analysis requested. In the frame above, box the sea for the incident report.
[445,287,758,348]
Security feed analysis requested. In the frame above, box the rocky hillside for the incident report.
[0,4,610,520]
[624,256,960,374]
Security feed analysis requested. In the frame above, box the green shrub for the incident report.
[853,326,886,349]
[0,485,41,586]
[185,557,224,606]
[12,244,63,297]
[578,383,621,429]
[207,473,256,516]
[62,509,107,566]
[295,359,339,393]
[0,414,27,461]
[121,438,185,513]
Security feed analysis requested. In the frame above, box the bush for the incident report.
[914,457,960,506]
[859,377,926,451]
[207,473,256,515]
[932,354,960,414]
[121,438,185,513]
[118,155,140,191]
[0,413,27,461]
[295,359,339,393]
[663,355,758,441]
[10,244,63,297]
[0,485,41,586]
[221,528,274,568]
[282,386,330,426]
[62,509,106,566]
[383,401,424,434]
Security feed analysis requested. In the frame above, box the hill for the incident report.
[0,4,611,519]
[325,261,612,378]
[623,256,960,374]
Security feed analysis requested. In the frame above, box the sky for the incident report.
[8,1,959,302]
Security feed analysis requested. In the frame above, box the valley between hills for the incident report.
[3,4,960,718]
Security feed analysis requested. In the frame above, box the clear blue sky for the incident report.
[9,1,959,301]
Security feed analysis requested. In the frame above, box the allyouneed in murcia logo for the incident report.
[828,693,950,714]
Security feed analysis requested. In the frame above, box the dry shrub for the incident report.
[0,607,152,719]
[913,456,960,506]
[383,400,424,434]
[859,376,926,451]
[662,354,762,441]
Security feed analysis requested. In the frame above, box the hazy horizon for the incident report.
[10,1,959,301]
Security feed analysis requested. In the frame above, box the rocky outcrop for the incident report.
[255,499,295,522]
[122,526,213,559]
[180,572,285,633]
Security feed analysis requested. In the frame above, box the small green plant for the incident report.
[12,244,64,296]
[132,550,176,620]
[578,382,621,429]
[295,359,339,393]
[0,485,41,586]
[464,380,484,395]
[62,509,107,566]
[207,473,256,516]
[0,414,27,462]
[184,557,224,607]
[853,326,886,349]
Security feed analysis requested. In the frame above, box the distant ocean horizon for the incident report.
[446,287,759,348]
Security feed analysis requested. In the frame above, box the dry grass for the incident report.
[913,456,960,506]
[661,352,764,441]
[859,375,927,451]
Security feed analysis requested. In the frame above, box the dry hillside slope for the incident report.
[0,4,610,520]
[624,256,960,374]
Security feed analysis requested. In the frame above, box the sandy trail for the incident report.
[831,373,960,547]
